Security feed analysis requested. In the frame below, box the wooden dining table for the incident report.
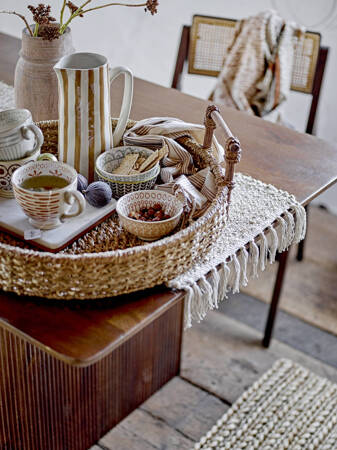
[0,32,337,450]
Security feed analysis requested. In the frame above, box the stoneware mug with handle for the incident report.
[0,109,44,161]
[54,52,133,182]
[0,150,56,198]
[12,159,86,230]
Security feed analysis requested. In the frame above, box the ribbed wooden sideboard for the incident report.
[0,290,184,449]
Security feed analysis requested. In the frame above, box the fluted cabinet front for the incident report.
[0,300,183,450]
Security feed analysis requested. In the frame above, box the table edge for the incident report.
[0,289,185,367]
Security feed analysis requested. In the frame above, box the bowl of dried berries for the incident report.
[116,190,184,241]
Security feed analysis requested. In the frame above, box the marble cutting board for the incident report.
[0,196,116,252]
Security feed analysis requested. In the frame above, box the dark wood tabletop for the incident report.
[0,32,336,366]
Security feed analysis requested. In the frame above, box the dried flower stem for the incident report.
[83,2,147,14]
[60,0,67,27]
[0,10,34,37]
[59,1,149,33]
[2,1,158,41]
[59,0,92,34]
[33,23,39,37]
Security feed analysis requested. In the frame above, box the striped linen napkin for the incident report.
[123,117,224,217]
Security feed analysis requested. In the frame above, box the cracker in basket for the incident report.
[134,156,146,171]
[139,145,168,172]
[139,150,159,173]
[112,153,139,175]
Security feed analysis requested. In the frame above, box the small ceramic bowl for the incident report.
[116,190,183,241]
[95,146,160,199]
[95,146,160,182]
[96,165,159,199]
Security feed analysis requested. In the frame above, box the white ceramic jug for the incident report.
[54,52,133,182]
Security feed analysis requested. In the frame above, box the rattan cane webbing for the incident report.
[0,119,229,300]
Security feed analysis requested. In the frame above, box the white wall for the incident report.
[1,0,336,211]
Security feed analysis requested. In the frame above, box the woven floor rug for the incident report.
[195,359,337,450]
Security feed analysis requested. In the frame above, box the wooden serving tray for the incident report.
[0,196,116,252]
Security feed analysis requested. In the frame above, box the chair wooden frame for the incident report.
[172,15,329,347]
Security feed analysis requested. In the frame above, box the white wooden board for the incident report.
[0,196,116,252]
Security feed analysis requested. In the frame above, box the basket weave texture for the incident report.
[0,119,228,300]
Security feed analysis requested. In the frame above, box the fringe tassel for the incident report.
[278,215,288,252]
[184,286,193,328]
[293,204,307,242]
[268,226,278,263]
[209,268,220,308]
[284,210,295,247]
[249,240,259,278]
[259,232,268,272]
[191,282,206,322]
[199,276,214,308]
[230,253,241,294]
[218,262,230,301]
[240,246,249,287]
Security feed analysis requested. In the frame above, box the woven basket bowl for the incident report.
[0,119,228,300]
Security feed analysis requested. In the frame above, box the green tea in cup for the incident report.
[21,175,70,192]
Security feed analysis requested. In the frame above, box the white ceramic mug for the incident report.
[54,52,133,182]
[0,109,44,161]
[12,160,86,230]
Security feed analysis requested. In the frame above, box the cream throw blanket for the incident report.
[210,10,304,123]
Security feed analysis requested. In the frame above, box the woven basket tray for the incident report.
[0,109,240,300]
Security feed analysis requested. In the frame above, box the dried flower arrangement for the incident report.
[0,0,159,40]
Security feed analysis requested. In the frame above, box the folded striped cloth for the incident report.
[123,117,224,218]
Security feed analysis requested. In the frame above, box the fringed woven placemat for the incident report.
[194,359,337,449]
[168,173,306,328]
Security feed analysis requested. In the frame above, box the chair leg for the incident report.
[296,205,309,261]
[262,249,290,348]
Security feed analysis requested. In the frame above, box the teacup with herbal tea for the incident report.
[12,160,86,230]
[20,174,70,191]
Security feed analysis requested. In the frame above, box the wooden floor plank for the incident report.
[242,256,337,334]
[242,206,337,335]
[99,409,194,450]
[96,311,337,449]
[141,377,229,441]
[304,206,337,268]
[220,292,337,368]
[181,312,337,404]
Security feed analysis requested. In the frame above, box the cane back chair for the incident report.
[172,15,329,347]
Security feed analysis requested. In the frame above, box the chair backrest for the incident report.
[172,14,329,134]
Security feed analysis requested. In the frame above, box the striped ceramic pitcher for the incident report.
[54,53,133,182]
